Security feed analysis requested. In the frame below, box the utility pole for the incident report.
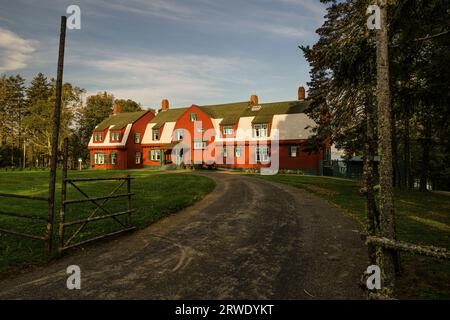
[376,0,397,293]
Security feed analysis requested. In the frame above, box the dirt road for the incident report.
[0,172,367,299]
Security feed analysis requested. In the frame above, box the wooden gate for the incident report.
[57,140,136,254]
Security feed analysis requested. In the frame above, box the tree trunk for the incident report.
[376,0,397,293]
[419,120,431,192]
[392,111,401,188]
[404,107,412,190]
[363,98,379,265]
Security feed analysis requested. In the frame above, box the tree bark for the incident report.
[403,106,412,190]
[376,0,397,293]
[363,97,379,265]
[419,120,431,192]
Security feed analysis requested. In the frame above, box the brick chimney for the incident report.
[113,103,121,115]
[298,86,306,101]
[161,99,169,112]
[250,94,259,106]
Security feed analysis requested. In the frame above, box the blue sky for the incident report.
[0,0,326,108]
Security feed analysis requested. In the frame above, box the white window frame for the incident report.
[234,146,242,157]
[255,146,270,163]
[94,153,106,165]
[150,150,161,161]
[111,131,121,142]
[222,125,233,136]
[222,146,229,158]
[290,146,298,157]
[253,124,268,138]
[134,133,141,144]
[194,141,206,150]
[153,129,159,141]
[94,133,103,142]
[175,129,185,141]
[190,113,198,122]
[135,152,142,164]
[110,152,117,165]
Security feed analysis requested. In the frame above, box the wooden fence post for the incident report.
[58,137,69,256]
[47,16,67,256]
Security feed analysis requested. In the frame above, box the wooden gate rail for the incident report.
[366,236,450,260]
[58,141,136,254]
[58,176,135,254]
[0,193,50,242]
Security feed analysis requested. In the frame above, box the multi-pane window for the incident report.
[93,133,103,142]
[152,129,159,141]
[234,146,242,157]
[149,150,161,161]
[110,131,121,142]
[253,124,269,138]
[190,113,198,122]
[255,146,270,163]
[222,125,233,136]
[290,146,298,157]
[175,129,185,141]
[94,153,106,165]
[222,146,229,158]
[135,152,142,164]
[110,152,117,165]
[194,141,206,150]
[134,133,141,144]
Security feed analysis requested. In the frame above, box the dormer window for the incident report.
[251,105,261,111]
[94,133,103,142]
[253,123,268,138]
[222,125,233,136]
[190,113,198,122]
[110,131,121,142]
[152,129,159,141]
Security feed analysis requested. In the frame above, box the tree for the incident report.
[23,74,84,165]
[0,75,26,166]
[375,0,396,292]
[114,98,142,112]
[80,92,114,148]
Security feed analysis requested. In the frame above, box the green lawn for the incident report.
[252,174,450,299]
[0,169,215,275]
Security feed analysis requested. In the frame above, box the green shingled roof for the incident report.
[200,102,250,125]
[95,111,149,131]
[150,108,188,129]
[146,99,309,128]
[200,100,309,125]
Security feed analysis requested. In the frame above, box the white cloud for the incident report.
[76,53,260,106]
[0,27,37,72]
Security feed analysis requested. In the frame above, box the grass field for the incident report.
[0,169,215,275]
[254,174,450,299]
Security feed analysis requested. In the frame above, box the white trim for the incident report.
[88,124,132,147]
[143,122,176,144]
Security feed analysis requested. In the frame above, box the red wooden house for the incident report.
[88,104,155,169]
[141,87,330,173]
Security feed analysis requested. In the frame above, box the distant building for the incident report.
[88,103,155,169]
[140,87,329,172]
[89,87,330,171]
